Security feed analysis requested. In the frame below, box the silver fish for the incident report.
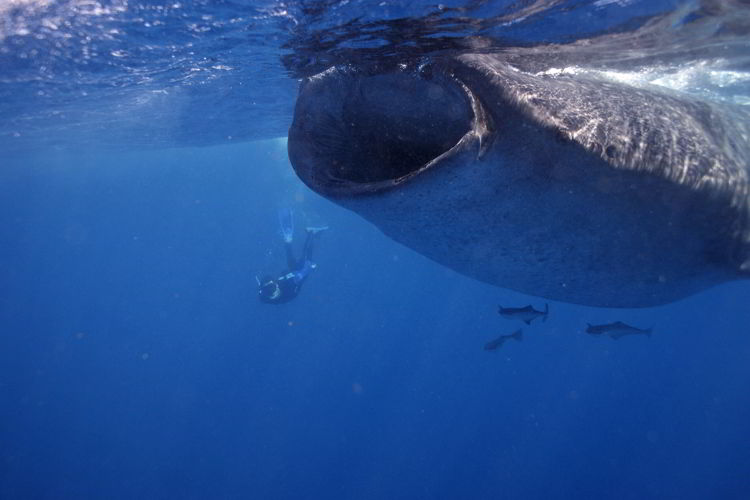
[484,329,523,351]
[498,303,549,325]
[585,321,652,340]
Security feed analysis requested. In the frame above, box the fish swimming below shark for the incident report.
[498,304,549,325]
[585,321,652,340]
[484,329,523,351]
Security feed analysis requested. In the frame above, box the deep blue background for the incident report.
[1,141,749,499]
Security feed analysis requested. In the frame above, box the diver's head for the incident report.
[258,276,282,302]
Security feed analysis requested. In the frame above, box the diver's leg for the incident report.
[284,241,299,270]
[303,226,328,262]
[291,228,328,284]
[302,231,315,263]
[289,233,316,284]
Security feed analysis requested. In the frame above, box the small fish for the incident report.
[498,303,549,325]
[484,329,523,351]
[585,321,652,340]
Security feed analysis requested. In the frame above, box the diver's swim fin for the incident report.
[279,208,294,243]
[306,225,329,235]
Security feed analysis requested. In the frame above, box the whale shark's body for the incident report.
[288,54,750,307]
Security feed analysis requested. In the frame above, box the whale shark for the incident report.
[287,55,750,308]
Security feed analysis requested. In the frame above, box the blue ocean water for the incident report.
[2,1,750,499]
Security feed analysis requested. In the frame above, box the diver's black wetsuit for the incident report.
[259,230,317,304]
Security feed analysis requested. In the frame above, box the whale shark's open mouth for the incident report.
[288,65,480,196]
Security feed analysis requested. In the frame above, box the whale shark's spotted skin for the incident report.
[288,55,750,308]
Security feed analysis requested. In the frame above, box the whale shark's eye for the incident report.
[289,67,474,195]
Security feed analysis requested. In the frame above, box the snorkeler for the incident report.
[257,208,328,304]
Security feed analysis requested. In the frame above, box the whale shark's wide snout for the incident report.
[288,65,483,196]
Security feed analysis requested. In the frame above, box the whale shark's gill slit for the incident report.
[288,67,475,196]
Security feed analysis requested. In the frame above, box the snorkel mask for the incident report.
[258,277,281,301]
